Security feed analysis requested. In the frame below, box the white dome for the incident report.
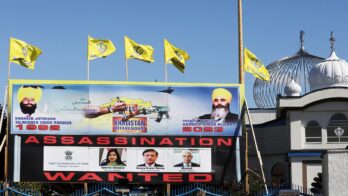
[309,51,348,91]
[284,78,302,96]
[309,32,348,91]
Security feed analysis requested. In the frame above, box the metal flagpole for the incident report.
[85,36,90,192]
[164,43,170,194]
[237,0,244,187]
[5,38,12,185]
[165,63,168,83]
[245,99,268,194]
[126,59,129,81]
[87,35,90,80]
[87,60,90,80]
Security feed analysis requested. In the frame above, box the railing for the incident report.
[254,184,323,196]
[171,183,231,196]
[0,182,324,196]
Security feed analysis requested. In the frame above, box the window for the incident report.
[271,163,287,186]
[305,121,321,143]
[327,113,348,143]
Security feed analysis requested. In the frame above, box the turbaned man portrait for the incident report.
[199,88,238,123]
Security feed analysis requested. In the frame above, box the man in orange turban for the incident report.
[199,88,238,123]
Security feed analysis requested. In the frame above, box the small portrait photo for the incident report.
[136,148,164,168]
[99,148,127,167]
[173,149,200,168]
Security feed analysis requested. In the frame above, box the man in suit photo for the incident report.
[174,150,200,168]
[137,149,164,168]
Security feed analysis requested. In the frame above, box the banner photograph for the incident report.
[9,135,235,183]
[10,80,242,136]
[43,147,211,173]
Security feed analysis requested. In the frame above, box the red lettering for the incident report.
[158,138,173,146]
[44,136,57,144]
[107,173,125,181]
[140,137,155,145]
[27,124,36,130]
[78,137,93,145]
[16,124,23,130]
[182,127,191,132]
[193,127,202,132]
[204,127,213,132]
[50,125,60,131]
[44,172,75,181]
[25,136,40,144]
[217,138,232,146]
[214,127,223,132]
[97,137,110,145]
[131,137,136,145]
[191,138,196,145]
[38,125,48,131]
[189,174,212,182]
[163,174,183,182]
[115,137,128,145]
[174,138,187,145]
[108,173,133,182]
[138,173,158,182]
[78,173,103,181]
[61,136,75,145]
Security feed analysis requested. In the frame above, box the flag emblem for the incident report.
[96,42,108,55]
[164,39,190,73]
[124,36,154,63]
[9,37,42,70]
[88,36,116,60]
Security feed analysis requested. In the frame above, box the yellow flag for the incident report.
[124,36,154,63]
[244,48,270,81]
[9,37,42,70]
[88,36,116,60]
[164,39,190,73]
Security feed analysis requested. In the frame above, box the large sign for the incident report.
[8,80,242,183]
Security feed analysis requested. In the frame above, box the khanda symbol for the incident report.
[174,50,183,61]
[22,46,29,57]
[96,41,107,55]
[133,46,144,55]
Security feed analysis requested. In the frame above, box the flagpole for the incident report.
[87,60,90,80]
[125,59,129,81]
[87,35,90,80]
[165,63,168,83]
[237,0,246,192]
[5,38,12,184]
[245,100,268,194]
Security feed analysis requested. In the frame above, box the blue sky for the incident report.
[0,0,347,107]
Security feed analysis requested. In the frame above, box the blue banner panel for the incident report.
[10,80,242,136]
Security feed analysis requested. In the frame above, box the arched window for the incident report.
[271,163,287,186]
[327,113,348,143]
[305,121,321,143]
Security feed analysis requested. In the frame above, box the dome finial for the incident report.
[330,31,336,51]
[300,30,305,50]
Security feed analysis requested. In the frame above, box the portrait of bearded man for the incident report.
[199,88,238,123]
[17,86,42,116]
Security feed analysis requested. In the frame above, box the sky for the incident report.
[0,0,347,108]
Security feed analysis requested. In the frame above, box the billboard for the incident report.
[8,80,242,183]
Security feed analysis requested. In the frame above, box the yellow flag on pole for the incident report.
[9,37,42,70]
[88,36,116,60]
[244,48,270,81]
[124,36,154,63]
[164,39,190,73]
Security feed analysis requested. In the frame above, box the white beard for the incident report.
[211,108,228,123]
